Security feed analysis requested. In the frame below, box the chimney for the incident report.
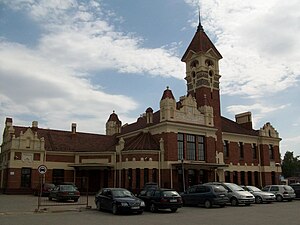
[32,121,38,128]
[235,112,252,130]
[5,117,13,127]
[146,107,153,124]
[71,123,76,134]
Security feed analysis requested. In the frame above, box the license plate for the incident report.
[170,199,177,202]
[131,206,140,209]
[69,193,74,195]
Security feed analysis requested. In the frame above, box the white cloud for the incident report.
[0,40,138,133]
[281,135,300,157]
[185,0,300,98]
[0,0,185,135]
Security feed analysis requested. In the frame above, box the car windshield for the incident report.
[247,186,261,192]
[213,185,227,192]
[162,191,180,197]
[284,186,294,191]
[112,189,133,198]
[225,183,244,191]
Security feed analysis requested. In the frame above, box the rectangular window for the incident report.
[136,168,140,190]
[52,169,64,185]
[144,168,149,184]
[122,169,126,187]
[186,135,196,160]
[223,140,229,158]
[128,169,132,190]
[198,136,205,161]
[152,169,157,183]
[252,143,257,159]
[21,168,31,188]
[269,144,274,160]
[239,142,244,159]
[177,133,184,160]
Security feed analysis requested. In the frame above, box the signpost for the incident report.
[37,165,47,211]
[38,165,47,175]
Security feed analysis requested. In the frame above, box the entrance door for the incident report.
[188,170,196,187]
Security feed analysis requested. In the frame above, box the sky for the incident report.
[0,0,299,158]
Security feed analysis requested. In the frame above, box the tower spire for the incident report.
[197,4,203,32]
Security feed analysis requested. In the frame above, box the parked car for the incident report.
[290,183,300,199]
[33,183,55,196]
[139,182,159,196]
[95,188,145,215]
[138,188,182,212]
[262,185,296,201]
[241,185,276,203]
[48,184,80,202]
[58,182,78,190]
[205,182,255,206]
[181,184,229,208]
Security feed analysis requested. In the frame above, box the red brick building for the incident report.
[0,21,281,194]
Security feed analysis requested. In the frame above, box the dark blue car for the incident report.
[181,184,229,208]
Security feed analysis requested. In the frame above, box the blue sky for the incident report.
[0,0,299,157]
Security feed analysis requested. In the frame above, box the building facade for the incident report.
[0,21,281,194]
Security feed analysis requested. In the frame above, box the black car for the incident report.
[48,184,80,202]
[181,184,229,208]
[33,183,55,196]
[138,188,182,213]
[290,183,300,199]
[95,188,145,215]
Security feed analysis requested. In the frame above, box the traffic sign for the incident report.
[37,165,47,174]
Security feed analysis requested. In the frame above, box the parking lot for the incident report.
[0,194,299,225]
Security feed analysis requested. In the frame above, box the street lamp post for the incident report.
[181,159,185,192]
[275,163,281,184]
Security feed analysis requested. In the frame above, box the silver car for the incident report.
[262,185,296,202]
[242,185,276,203]
[206,182,255,206]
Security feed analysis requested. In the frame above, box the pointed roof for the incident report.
[181,19,222,62]
[161,86,175,100]
[12,126,118,152]
[221,116,258,136]
[107,111,121,125]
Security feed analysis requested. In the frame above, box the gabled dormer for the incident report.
[106,111,122,135]
[160,87,176,122]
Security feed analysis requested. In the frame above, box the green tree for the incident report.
[281,151,300,178]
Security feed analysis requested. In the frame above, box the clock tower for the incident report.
[181,17,223,152]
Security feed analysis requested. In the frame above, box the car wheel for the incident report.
[231,198,238,206]
[276,195,283,202]
[204,200,212,208]
[171,208,178,213]
[48,197,52,201]
[150,203,157,213]
[219,204,225,208]
[74,198,78,202]
[112,204,118,215]
[255,196,263,204]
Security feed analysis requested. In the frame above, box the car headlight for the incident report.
[120,202,129,207]
[140,201,145,207]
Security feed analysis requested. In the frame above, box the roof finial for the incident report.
[197,3,204,32]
